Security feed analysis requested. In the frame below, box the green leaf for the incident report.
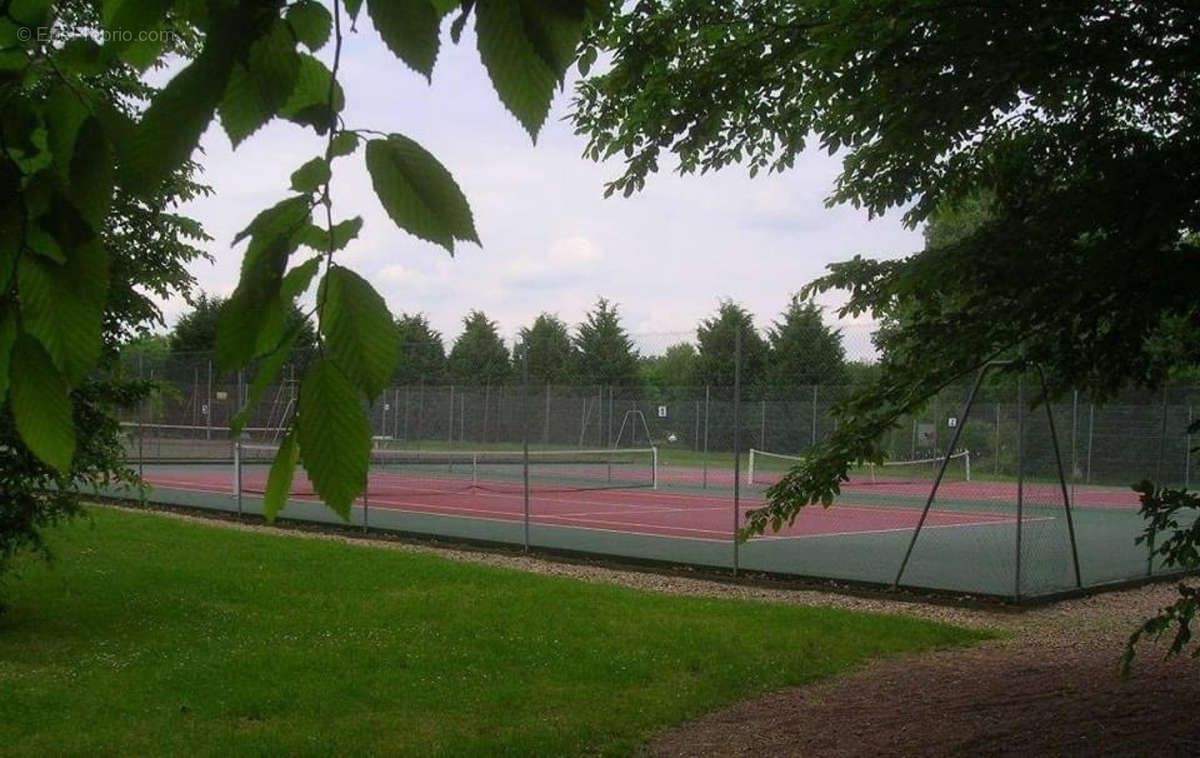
[289,156,331,193]
[231,328,298,434]
[10,334,75,474]
[365,135,478,253]
[367,0,440,79]
[297,358,370,518]
[474,0,588,140]
[43,86,89,181]
[116,37,165,70]
[101,0,172,34]
[282,256,322,298]
[217,239,293,370]
[329,131,359,158]
[297,217,362,252]
[279,53,344,135]
[218,196,312,370]
[18,239,108,383]
[56,38,106,76]
[319,266,400,398]
[286,0,333,51]
[344,0,364,21]
[218,19,302,147]
[122,47,232,195]
[233,194,312,247]
[68,117,115,228]
[26,224,65,262]
[122,7,280,193]
[0,313,16,402]
[263,428,300,521]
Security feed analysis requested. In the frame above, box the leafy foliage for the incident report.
[694,301,767,391]
[0,0,213,603]
[574,297,639,386]
[765,297,846,388]
[3,0,609,536]
[573,0,1199,663]
[393,312,447,385]
[518,313,577,385]
[447,310,512,386]
[169,292,316,359]
[640,342,697,401]
[1123,478,1200,674]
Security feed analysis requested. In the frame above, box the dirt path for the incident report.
[651,583,1200,757]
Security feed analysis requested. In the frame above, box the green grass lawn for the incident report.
[0,507,991,756]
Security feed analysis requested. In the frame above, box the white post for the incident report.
[964,449,971,482]
[746,449,755,485]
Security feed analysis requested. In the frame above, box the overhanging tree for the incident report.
[573,0,1199,659]
[2,0,613,549]
[1,0,211,600]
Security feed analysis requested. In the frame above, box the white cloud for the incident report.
[164,23,922,354]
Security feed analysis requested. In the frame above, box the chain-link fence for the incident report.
[108,347,1198,601]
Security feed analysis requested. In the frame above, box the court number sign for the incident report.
[657,405,667,418]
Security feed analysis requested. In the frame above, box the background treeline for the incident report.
[124,294,880,395]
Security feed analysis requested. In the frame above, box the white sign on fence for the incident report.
[657,405,667,418]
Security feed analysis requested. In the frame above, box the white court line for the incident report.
[137,477,1054,543]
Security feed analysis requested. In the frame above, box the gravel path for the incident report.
[106,504,1199,756]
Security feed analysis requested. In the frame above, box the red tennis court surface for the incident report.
[140,464,1056,542]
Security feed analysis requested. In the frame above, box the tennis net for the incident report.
[748,448,971,487]
[119,422,288,463]
[237,444,659,497]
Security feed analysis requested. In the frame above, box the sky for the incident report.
[163,15,923,360]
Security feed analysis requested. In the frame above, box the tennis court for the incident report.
[115,432,1151,600]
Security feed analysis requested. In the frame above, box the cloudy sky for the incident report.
[166,16,923,358]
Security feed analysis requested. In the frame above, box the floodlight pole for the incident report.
[893,362,995,590]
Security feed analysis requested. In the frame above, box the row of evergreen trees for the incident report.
[132,294,869,389]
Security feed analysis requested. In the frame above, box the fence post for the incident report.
[138,353,146,506]
[521,343,531,552]
[1150,389,1170,575]
[693,398,700,451]
[447,385,454,445]
[1015,373,1025,602]
[483,384,490,443]
[206,359,213,440]
[1188,405,1193,489]
[703,385,711,489]
[607,386,614,448]
[1070,389,1079,501]
[811,385,818,446]
[994,402,1001,476]
[544,383,551,445]
[1086,403,1095,483]
[732,330,742,577]
[759,398,766,450]
[234,439,242,515]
